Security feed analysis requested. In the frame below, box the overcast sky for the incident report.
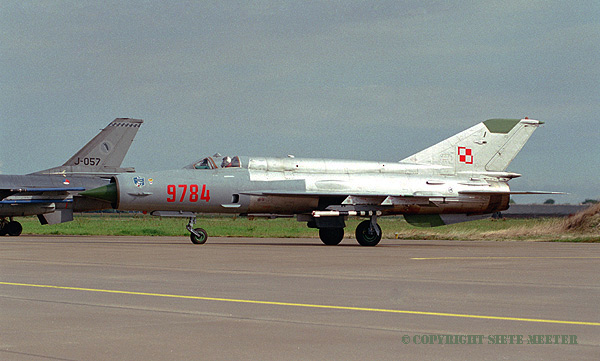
[2,1,598,204]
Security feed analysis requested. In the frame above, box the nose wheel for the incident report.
[187,217,208,244]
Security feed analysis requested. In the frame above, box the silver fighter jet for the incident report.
[0,118,142,236]
[82,118,560,246]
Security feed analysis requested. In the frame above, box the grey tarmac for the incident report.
[1,236,599,360]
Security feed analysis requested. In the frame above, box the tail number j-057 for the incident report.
[166,184,210,203]
[74,157,101,166]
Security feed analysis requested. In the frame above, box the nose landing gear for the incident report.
[187,217,208,244]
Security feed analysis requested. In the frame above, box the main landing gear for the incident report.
[0,218,22,237]
[319,228,344,245]
[316,212,383,247]
[187,216,208,244]
[355,219,382,247]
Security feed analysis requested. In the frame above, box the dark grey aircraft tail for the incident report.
[32,118,143,176]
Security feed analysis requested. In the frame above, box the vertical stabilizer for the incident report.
[401,118,543,172]
[33,118,143,175]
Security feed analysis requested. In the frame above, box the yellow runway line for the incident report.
[2,281,599,327]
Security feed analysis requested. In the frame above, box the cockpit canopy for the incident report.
[185,154,242,170]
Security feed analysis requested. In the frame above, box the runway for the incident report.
[1,236,599,360]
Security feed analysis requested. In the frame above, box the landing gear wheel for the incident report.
[355,220,381,247]
[319,228,344,245]
[6,221,22,237]
[190,228,208,244]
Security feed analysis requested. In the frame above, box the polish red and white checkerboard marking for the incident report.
[458,147,473,164]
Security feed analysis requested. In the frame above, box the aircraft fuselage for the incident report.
[108,157,510,217]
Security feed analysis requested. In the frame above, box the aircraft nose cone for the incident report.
[80,183,117,203]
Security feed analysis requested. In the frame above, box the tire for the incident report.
[355,220,381,247]
[6,221,22,237]
[319,228,344,245]
[190,228,208,244]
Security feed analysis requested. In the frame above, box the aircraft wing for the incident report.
[0,187,85,204]
[241,189,565,208]
[459,190,566,195]
[240,191,441,207]
[240,190,442,197]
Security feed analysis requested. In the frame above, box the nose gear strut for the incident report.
[187,216,208,244]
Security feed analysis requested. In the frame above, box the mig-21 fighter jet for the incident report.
[81,118,560,246]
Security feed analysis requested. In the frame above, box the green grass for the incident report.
[16,214,599,242]
[20,214,314,238]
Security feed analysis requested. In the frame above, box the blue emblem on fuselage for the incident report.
[133,176,145,188]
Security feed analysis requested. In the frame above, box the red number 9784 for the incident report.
[166,184,210,203]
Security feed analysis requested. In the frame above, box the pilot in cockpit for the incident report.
[221,156,232,168]
[194,158,211,169]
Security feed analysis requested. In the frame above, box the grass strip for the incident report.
[16,214,599,242]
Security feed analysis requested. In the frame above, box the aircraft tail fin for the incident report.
[401,118,543,173]
[33,118,143,176]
